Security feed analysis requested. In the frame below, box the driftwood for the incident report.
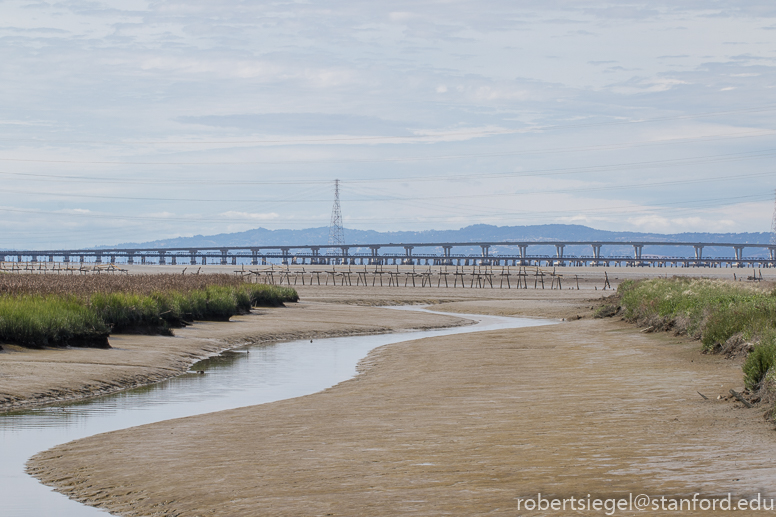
[729,389,753,408]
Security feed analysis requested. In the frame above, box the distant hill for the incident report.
[105,224,773,259]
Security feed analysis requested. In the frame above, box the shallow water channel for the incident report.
[0,308,551,516]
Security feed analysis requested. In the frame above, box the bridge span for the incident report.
[1,241,775,268]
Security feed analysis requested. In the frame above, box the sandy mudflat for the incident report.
[27,288,776,517]
[0,301,466,412]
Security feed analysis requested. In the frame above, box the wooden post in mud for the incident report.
[372,266,386,287]
[604,271,611,290]
[420,267,432,287]
[388,266,400,287]
[438,267,450,288]
[500,266,511,289]
[453,266,466,288]
[356,266,368,286]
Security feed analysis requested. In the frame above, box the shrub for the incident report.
[743,334,776,390]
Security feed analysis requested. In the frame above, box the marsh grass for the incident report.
[0,276,298,348]
[618,277,776,349]
[743,332,776,390]
[0,295,110,349]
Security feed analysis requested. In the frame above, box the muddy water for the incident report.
[0,309,551,516]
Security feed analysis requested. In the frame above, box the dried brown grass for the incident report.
[0,273,244,299]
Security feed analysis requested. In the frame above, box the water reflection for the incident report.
[0,309,552,516]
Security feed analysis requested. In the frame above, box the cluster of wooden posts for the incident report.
[236,265,613,290]
[0,262,128,275]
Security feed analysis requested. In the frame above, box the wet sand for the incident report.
[0,301,466,412]
[27,289,776,516]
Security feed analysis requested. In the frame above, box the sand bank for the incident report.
[28,292,776,516]
[0,301,466,412]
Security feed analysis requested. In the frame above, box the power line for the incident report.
[0,129,772,166]
[4,104,776,146]
[0,193,768,224]
[0,147,774,186]
[0,169,771,203]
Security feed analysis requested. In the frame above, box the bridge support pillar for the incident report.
[158,251,166,265]
[517,245,528,265]
[403,246,414,265]
[480,245,490,265]
[555,244,565,266]
[280,247,290,265]
[140,255,146,265]
[80,255,86,264]
[17,255,22,263]
[48,255,54,263]
[190,250,197,265]
[251,248,259,266]
[369,246,380,265]
[311,247,320,265]
[441,245,452,265]
[126,253,133,265]
[94,253,102,264]
[63,255,70,263]
[592,244,602,265]
[632,245,643,261]
[769,247,776,263]
[734,246,744,266]
[110,255,116,264]
[201,256,207,265]
[171,256,177,265]
[232,256,237,266]
[220,249,228,265]
[31,255,38,263]
[694,245,704,260]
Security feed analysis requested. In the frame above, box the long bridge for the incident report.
[1,241,775,268]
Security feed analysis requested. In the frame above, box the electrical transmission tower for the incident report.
[772,189,776,245]
[328,179,345,247]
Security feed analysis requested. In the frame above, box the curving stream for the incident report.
[0,308,552,516]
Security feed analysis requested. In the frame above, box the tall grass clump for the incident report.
[0,276,298,348]
[618,277,776,350]
[743,332,776,390]
[0,295,109,348]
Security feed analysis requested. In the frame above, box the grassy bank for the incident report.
[0,275,298,349]
[609,277,776,412]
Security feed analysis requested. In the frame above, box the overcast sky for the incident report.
[1,1,775,248]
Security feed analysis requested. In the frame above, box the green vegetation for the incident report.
[0,278,298,349]
[0,295,110,349]
[615,277,776,412]
[743,332,776,390]
[618,277,776,350]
